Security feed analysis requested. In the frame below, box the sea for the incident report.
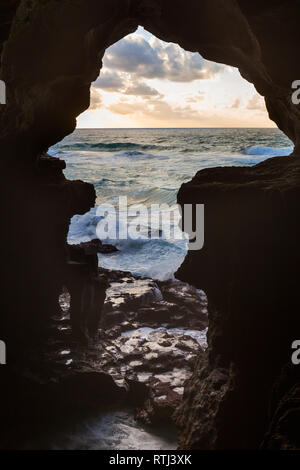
[49,128,292,280]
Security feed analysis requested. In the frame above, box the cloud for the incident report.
[186,91,205,103]
[124,82,162,98]
[83,30,271,127]
[108,101,140,115]
[103,35,224,83]
[231,98,241,109]
[247,94,266,111]
[108,98,203,122]
[89,88,102,110]
[93,70,124,91]
[104,36,163,79]
[93,68,162,99]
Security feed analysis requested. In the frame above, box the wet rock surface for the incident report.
[0,268,207,448]
[55,269,208,426]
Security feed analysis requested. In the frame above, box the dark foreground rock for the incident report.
[175,155,300,449]
[0,269,208,448]
[262,364,300,450]
[71,238,118,255]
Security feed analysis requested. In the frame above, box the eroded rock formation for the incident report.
[175,155,300,448]
[1,269,208,447]
[0,0,300,450]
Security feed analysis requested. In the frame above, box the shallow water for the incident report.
[25,409,177,450]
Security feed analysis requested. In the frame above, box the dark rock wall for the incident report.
[0,0,20,64]
[1,155,95,359]
[0,0,136,357]
[175,156,300,448]
[0,0,299,449]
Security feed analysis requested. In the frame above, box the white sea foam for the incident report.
[68,205,188,280]
[244,145,293,157]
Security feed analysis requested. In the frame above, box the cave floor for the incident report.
[2,269,208,450]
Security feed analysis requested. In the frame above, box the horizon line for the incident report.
[76,126,278,130]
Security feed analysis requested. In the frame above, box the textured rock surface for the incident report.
[1,153,96,358]
[0,270,207,448]
[0,0,300,450]
[175,156,300,448]
[65,269,207,426]
[262,364,300,450]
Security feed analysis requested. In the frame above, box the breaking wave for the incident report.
[244,145,293,157]
[60,142,173,152]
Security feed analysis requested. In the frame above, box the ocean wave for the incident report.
[244,145,293,157]
[115,150,167,159]
[48,148,64,157]
[118,151,145,157]
[59,142,171,152]
[68,208,103,244]
[98,237,187,281]
[129,187,178,206]
[67,205,188,280]
[68,206,185,247]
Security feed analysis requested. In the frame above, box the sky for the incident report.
[77,27,275,129]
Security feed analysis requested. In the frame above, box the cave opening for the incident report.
[44,26,295,449]
[49,25,293,352]
[2,1,300,451]
[51,26,291,325]
[51,26,292,282]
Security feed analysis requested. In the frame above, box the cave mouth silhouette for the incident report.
[1,1,300,451]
